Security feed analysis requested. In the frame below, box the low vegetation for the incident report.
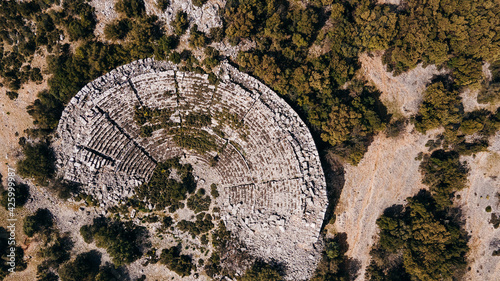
[134,157,196,212]
[0,227,27,279]
[239,261,283,281]
[367,190,469,281]
[1,181,29,209]
[17,141,55,186]
[80,217,145,266]
[23,208,53,237]
[187,188,211,213]
[159,246,196,277]
[177,212,214,236]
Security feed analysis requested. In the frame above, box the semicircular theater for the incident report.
[56,58,328,280]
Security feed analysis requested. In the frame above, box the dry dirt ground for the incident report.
[0,51,47,182]
[376,0,402,4]
[332,126,441,280]
[457,133,500,281]
[359,52,447,118]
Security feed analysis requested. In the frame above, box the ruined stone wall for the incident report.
[55,59,328,280]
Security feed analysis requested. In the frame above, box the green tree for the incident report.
[157,0,170,11]
[58,251,101,281]
[17,142,55,185]
[172,11,189,36]
[159,246,195,277]
[115,0,145,18]
[415,81,462,133]
[239,261,283,281]
[23,208,53,237]
[420,150,468,208]
[1,181,29,209]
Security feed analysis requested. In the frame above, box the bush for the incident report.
[58,251,101,281]
[6,91,18,100]
[23,208,53,237]
[189,24,207,48]
[79,217,145,266]
[135,158,196,211]
[368,191,469,281]
[239,261,283,281]
[17,142,55,186]
[186,188,211,213]
[49,178,80,200]
[209,26,224,42]
[414,81,462,133]
[210,183,219,198]
[172,11,189,36]
[115,0,145,18]
[104,19,131,40]
[0,227,27,279]
[160,246,195,277]
[157,0,170,11]
[1,181,29,209]
[39,235,73,268]
[192,0,207,7]
[420,150,468,208]
[177,213,214,236]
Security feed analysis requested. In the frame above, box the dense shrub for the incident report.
[17,141,55,185]
[115,0,145,18]
[5,91,18,100]
[79,217,145,266]
[189,24,207,48]
[104,19,131,40]
[135,157,196,211]
[239,261,283,281]
[177,213,214,236]
[414,81,462,133]
[49,178,80,200]
[187,188,211,213]
[192,0,207,8]
[23,208,53,237]
[311,236,351,281]
[39,235,73,270]
[1,181,29,209]
[0,227,27,279]
[172,11,189,36]
[58,251,101,281]
[367,191,469,281]
[157,0,170,11]
[420,150,468,208]
[160,246,195,277]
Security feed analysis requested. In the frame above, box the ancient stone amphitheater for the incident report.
[55,58,328,280]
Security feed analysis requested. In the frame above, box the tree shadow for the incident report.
[319,151,345,230]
